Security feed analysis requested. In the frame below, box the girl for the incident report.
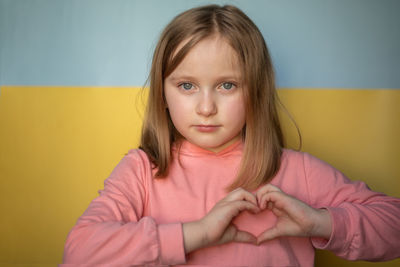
[63,5,400,266]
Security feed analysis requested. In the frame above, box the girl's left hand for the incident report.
[256,184,332,244]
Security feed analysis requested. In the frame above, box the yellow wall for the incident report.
[0,86,399,266]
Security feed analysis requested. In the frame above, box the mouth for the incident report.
[194,124,220,133]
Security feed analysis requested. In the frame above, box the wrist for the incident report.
[182,221,207,254]
[312,208,332,239]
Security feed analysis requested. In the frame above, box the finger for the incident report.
[232,200,260,214]
[234,230,257,244]
[216,200,260,221]
[225,187,258,206]
[202,200,260,236]
[257,227,281,245]
[271,206,285,217]
[258,191,285,210]
[219,224,257,245]
[256,184,282,206]
[226,188,257,205]
[256,184,282,197]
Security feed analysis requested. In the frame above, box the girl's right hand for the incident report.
[182,188,260,253]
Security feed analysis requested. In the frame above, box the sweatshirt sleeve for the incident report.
[301,152,400,261]
[63,150,186,265]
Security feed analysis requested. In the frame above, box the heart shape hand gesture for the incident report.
[182,184,332,254]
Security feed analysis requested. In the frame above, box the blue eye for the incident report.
[181,83,193,90]
[221,82,234,90]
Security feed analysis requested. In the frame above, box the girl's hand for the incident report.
[256,184,332,244]
[183,188,260,253]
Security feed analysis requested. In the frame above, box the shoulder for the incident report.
[280,149,361,207]
[278,149,347,197]
[124,148,152,166]
[113,148,151,172]
[281,148,338,176]
[106,148,153,188]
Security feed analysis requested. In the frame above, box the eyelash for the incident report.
[179,82,195,91]
[177,82,237,92]
[219,82,236,90]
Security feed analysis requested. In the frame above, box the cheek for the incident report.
[236,107,246,129]
[168,108,184,126]
[226,96,246,124]
[165,89,181,120]
[166,100,191,128]
[238,100,246,119]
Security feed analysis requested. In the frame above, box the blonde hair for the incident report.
[140,4,285,190]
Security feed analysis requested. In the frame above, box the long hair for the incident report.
[140,4,285,190]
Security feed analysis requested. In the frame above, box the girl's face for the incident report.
[164,36,246,153]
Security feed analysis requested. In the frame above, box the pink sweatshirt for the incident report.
[63,141,400,266]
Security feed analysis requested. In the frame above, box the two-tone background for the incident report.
[0,0,399,266]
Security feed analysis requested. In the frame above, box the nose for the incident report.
[196,90,217,117]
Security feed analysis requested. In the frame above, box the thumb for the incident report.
[257,227,281,245]
[234,229,257,244]
[219,224,257,245]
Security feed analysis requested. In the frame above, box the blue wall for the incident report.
[1,0,400,88]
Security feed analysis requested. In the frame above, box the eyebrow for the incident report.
[167,73,242,82]
[167,74,196,82]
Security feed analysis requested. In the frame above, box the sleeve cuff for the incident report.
[311,207,351,253]
[157,223,186,265]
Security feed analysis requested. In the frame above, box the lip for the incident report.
[194,125,220,133]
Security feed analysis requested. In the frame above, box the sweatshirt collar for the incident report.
[173,139,244,157]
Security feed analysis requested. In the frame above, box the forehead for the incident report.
[169,35,242,79]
